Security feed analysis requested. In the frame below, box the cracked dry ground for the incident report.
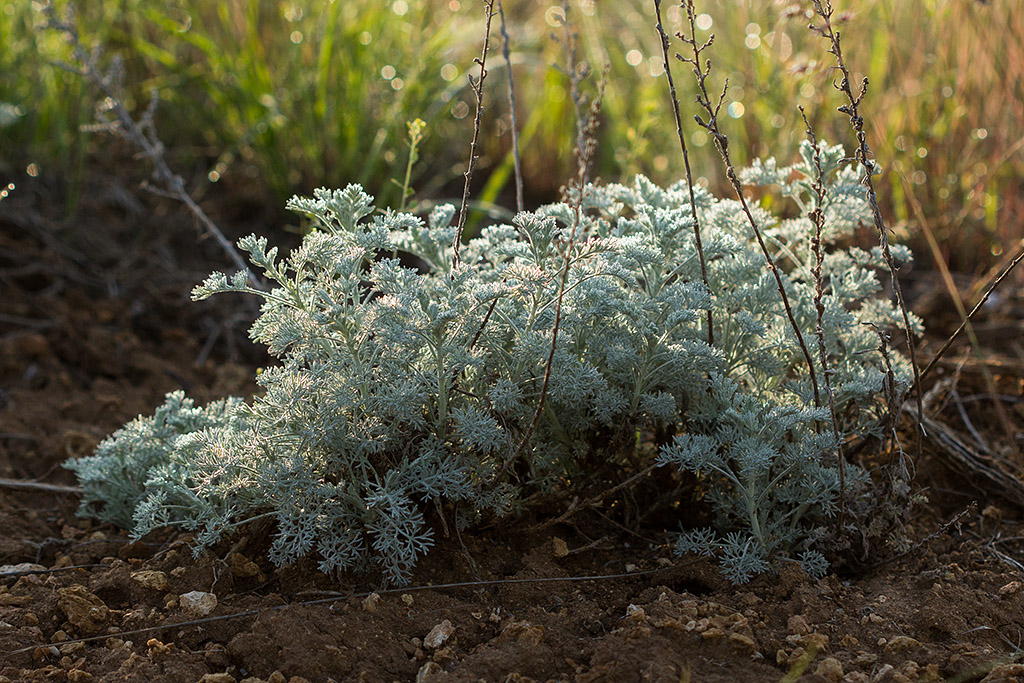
[3,184,1024,682]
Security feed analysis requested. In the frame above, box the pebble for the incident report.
[423,619,455,649]
[57,586,110,634]
[179,591,218,617]
[814,656,844,682]
[131,570,168,591]
[362,592,381,613]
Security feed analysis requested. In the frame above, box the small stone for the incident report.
[998,581,1022,597]
[885,635,921,652]
[0,563,46,577]
[179,591,218,617]
[66,671,94,683]
[198,674,237,683]
[59,641,85,656]
[401,594,414,606]
[131,570,168,591]
[205,642,231,667]
[624,563,638,573]
[787,614,811,635]
[728,632,757,651]
[362,592,381,613]
[267,673,287,683]
[416,662,442,682]
[170,567,187,578]
[423,619,455,649]
[228,553,265,582]
[501,620,545,646]
[872,664,895,682]
[814,657,844,682]
[0,594,32,607]
[981,663,1024,682]
[57,586,110,635]
[552,537,569,558]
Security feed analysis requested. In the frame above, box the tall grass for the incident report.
[2,0,1020,272]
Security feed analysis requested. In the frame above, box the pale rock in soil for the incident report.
[424,619,455,649]
[884,635,921,652]
[416,661,443,682]
[362,592,381,612]
[130,570,168,591]
[198,674,237,683]
[813,656,844,682]
[0,563,46,577]
[180,590,218,617]
[787,613,811,635]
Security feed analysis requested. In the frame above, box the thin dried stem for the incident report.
[42,2,259,290]
[452,0,496,269]
[502,8,606,478]
[652,0,713,346]
[677,0,820,407]
[798,107,846,532]
[0,478,82,495]
[918,240,1024,385]
[809,0,923,454]
[896,169,1020,454]
[497,0,524,214]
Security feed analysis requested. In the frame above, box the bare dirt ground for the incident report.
[3,174,1024,682]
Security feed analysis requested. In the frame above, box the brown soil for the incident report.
[2,174,1024,683]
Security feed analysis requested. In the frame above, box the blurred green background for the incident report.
[2,0,1021,273]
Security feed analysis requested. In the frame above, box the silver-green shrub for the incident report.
[66,142,917,584]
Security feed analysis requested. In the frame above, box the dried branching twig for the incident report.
[809,0,922,452]
[41,3,259,289]
[799,107,846,530]
[497,0,524,214]
[452,0,496,268]
[677,0,820,407]
[653,0,713,345]
[918,240,1024,385]
[505,5,607,478]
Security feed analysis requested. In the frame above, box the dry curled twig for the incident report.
[41,2,260,290]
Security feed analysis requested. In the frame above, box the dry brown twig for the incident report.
[652,0,714,346]
[41,2,260,290]
[809,0,923,453]
[497,0,524,214]
[504,2,608,478]
[799,106,847,530]
[675,0,821,408]
[452,0,496,269]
